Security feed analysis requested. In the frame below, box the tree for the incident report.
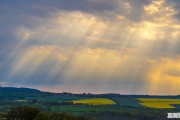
[6,106,40,120]
[50,112,67,120]
[35,112,50,120]
[64,114,77,120]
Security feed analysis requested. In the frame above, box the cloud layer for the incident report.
[0,0,180,95]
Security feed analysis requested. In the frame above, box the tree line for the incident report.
[0,105,169,120]
[0,106,95,120]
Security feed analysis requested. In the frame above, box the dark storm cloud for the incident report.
[0,1,127,41]
[0,0,152,45]
[50,0,151,22]
[0,0,152,28]
[0,0,116,21]
[52,0,116,12]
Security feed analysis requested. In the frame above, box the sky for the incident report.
[0,0,180,95]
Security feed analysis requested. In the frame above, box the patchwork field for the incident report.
[72,98,116,105]
[137,98,180,108]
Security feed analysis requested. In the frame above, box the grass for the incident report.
[137,98,180,108]
[72,98,116,105]
[48,105,152,114]
[49,105,120,113]
[110,97,143,107]
[16,100,27,102]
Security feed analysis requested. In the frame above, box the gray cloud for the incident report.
[165,0,180,20]
[146,39,180,59]
[0,0,153,48]
[167,69,180,77]
[0,0,180,94]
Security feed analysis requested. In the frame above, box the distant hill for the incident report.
[0,87,179,100]
[0,87,40,92]
[0,87,52,100]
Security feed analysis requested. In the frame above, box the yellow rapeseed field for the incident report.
[72,98,116,105]
[137,98,180,108]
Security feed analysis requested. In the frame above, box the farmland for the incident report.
[0,87,180,119]
[137,98,180,108]
[72,98,116,105]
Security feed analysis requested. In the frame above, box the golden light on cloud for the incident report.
[144,0,164,15]
[147,57,180,95]
[62,48,132,83]
[14,6,180,51]
[137,22,160,40]
[56,11,107,42]
[144,0,177,20]
[8,45,68,78]
[128,21,165,42]
[3,0,180,95]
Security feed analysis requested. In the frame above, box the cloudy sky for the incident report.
[0,0,180,95]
